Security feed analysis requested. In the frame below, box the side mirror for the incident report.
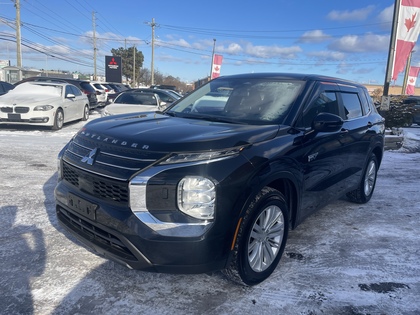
[312,113,343,133]
[66,93,75,99]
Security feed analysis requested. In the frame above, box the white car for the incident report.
[101,91,166,116]
[0,82,90,130]
[90,82,108,105]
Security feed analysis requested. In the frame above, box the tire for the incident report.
[82,105,89,121]
[222,187,289,286]
[52,109,64,130]
[346,154,378,204]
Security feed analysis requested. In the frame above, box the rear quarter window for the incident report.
[341,92,363,120]
[80,82,96,92]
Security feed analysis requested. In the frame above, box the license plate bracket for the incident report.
[67,193,97,220]
[8,113,21,121]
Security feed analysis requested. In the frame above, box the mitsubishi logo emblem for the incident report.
[81,148,98,165]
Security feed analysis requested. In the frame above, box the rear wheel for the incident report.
[346,154,378,203]
[52,109,64,130]
[222,187,289,286]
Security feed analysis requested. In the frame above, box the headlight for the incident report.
[177,176,215,220]
[34,105,54,111]
[160,147,244,165]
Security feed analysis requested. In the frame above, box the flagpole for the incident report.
[210,38,216,80]
[402,50,415,94]
[383,0,401,97]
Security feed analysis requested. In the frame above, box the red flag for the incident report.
[392,0,420,81]
[211,54,223,79]
[405,65,420,94]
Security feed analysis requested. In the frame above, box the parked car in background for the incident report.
[0,81,89,130]
[90,82,108,106]
[55,73,385,286]
[0,81,14,96]
[134,88,181,104]
[15,77,98,109]
[101,91,165,116]
[104,82,129,103]
[402,96,420,125]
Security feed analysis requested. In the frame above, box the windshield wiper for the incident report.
[162,111,177,117]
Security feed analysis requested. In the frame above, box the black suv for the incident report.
[15,77,98,109]
[55,73,385,285]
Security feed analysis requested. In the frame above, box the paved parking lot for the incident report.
[1,117,419,315]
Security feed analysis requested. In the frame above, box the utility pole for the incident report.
[92,11,97,81]
[133,45,136,87]
[15,0,22,80]
[150,18,155,85]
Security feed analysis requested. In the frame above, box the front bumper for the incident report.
[55,180,229,273]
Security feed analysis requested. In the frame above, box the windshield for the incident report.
[166,77,304,124]
[13,83,63,96]
[115,92,158,105]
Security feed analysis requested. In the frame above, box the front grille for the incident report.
[15,107,29,113]
[0,107,13,113]
[0,106,29,113]
[63,162,129,204]
[57,206,137,261]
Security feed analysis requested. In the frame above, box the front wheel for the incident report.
[346,154,378,203]
[222,187,289,286]
[52,109,64,130]
[82,105,89,121]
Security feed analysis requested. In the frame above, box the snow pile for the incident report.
[399,129,420,153]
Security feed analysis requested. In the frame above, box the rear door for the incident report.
[336,84,373,189]
[70,85,85,119]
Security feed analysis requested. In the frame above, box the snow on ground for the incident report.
[0,113,419,315]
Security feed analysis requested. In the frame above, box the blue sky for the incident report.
[0,0,398,85]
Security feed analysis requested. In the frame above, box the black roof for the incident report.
[217,72,361,86]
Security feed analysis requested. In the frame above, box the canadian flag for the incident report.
[392,0,420,81]
[405,65,420,94]
[211,54,223,79]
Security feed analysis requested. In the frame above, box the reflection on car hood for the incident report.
[103,104,158,115]
[0,93,60,106]
[79,112,280,152]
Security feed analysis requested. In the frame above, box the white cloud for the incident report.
[218,43,243,55]
[298,30,331,43]
[328,5,375,21]
[328,33,389,53]
[307,50,346,61]
[378,5,394,25]
[244,43,302,59]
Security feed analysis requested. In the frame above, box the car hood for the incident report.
[78,112,280,152]
[0,93,60,106]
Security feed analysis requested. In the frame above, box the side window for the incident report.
[341,92,363,120]
[65,85,72,97]
[301,91,338,128]
[359,88,371,114]
[156,92,172,103]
